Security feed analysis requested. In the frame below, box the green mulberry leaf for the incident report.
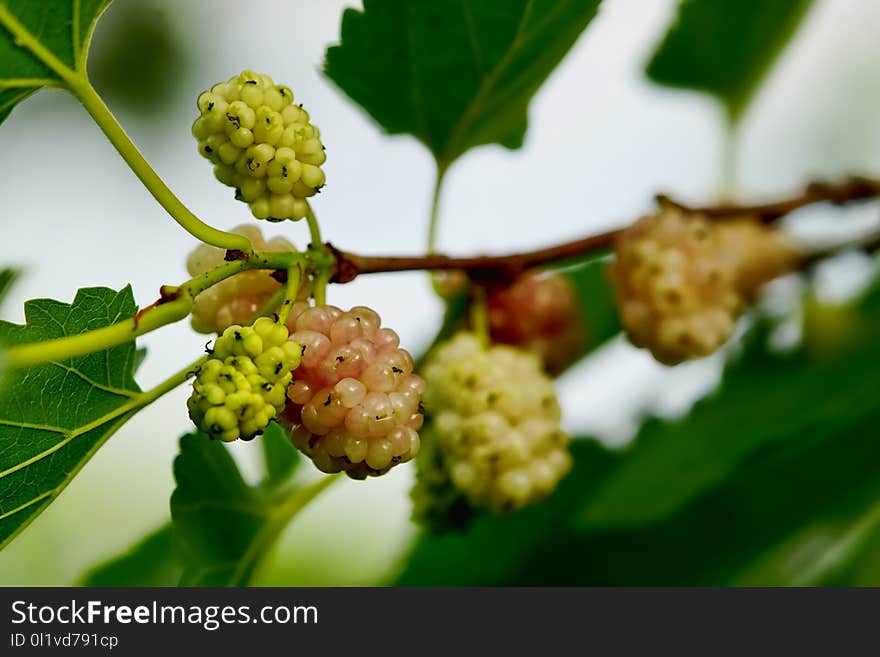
[325,0,602,170]
[0,286,142,549]
[171,427,331,586]
[646,0,815,121]
[0,0,113,124]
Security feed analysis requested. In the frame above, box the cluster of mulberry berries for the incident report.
[192,70,326,221]
[609,208,798,365]
[188,318,302,441]
[278,303,423,479]
[187,224,305,334]
[486,272,584,374]
[416,333,571,513]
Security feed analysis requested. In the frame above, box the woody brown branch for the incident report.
[329,176,880,284]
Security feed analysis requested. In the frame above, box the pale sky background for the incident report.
[1,0,879,585]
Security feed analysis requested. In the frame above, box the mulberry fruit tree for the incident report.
[1,0,880,587]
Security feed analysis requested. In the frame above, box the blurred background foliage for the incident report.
[1,0,879,586]
[88,0,187,112]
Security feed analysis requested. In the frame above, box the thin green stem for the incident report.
[427,167,446,253]
[469,289,490,348]
[277,265,302,324]
[4,251,301,371]
[180,251,301,298]
[313,270,329,306]
[239,474,341,585]
[305,203,323,247]
[5,297,193,370]
[138,355,209,408]
[720,115,740,203]
[249,286,287,325]
[67,78,252,252]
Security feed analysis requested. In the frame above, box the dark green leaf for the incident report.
[0,0,112,124]
[80,523,182,587]
[0,286,141,549]
[325,0,602,169]
[397,440,618,585]
[646,0,814,120]
[583,410,880,586]
[261,421,300,487]
[578,284,880,530]
[732,494,880,587]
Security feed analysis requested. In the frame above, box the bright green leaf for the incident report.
[261,421,300,487]
[325,0,602,169]
[0,0,112,124]
[0,286,142,549]
[80,523,182,587]
[646,0,814,121]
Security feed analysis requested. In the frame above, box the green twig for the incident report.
[5,297,193,370]
[277,265,302,324]
[249,286,287,325]
[720,116,740,203]
[313,270,329,306]
[469,289,490,348]
[4,251,301,370]
[305,203,323,247]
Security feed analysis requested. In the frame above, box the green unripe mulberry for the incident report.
[193,70,327,222]
[188,317,302,441]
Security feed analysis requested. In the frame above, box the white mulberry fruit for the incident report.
[278,303,423,479]
[418,333,572,512]
[186,224,304,334]
[192,70,326,221]
[610,208,799,365]
[188,317,302,441]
